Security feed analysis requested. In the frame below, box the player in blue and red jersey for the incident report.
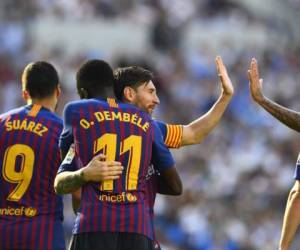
[64,56,234,249]
[113,57,234,249]
[0,61,65,250]
[54,60,182,250]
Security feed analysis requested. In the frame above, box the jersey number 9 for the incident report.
[2,144,34,201]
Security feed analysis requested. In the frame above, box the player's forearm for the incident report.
[157,177,182,195]
[54,170,86,195]
[259,96,300,132]
[72,190,81,214]
[181,93,231,146]
[279,190,300,249]
[158,167,183,195]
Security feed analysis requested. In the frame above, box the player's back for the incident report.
[61,98,154,191]
[60,97,171,240]
[0,104,65,250]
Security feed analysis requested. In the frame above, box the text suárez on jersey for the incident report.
[5,119,48,137]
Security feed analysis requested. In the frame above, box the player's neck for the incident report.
[92,88,114,99]
[121,97,130,104]
[28,97,57,112]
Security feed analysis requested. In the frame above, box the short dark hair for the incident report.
[22,61,59,99]
[113,66,153,100]
[76,59,114,96]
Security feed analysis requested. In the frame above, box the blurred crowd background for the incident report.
[1,0,300,249]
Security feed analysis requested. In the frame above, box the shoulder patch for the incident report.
[62,143,75,165]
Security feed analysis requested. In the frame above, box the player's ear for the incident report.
[56,84,62,98]
[78,88,89,99]
[123,87,136,102]
[22,90,30,102]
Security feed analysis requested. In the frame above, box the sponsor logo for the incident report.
[0,206,37,217]
[126,193,137,202]
[99,192,138,203]
[24,207,37,217]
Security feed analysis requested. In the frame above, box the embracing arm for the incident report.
[181,56,234,146]
[279,181,300,250]
[158,166,182,196]
[248,58,300,132]
[54,169,86,195]
[55,148,86,195]
[54,154,123,195]
[72,189,82,214]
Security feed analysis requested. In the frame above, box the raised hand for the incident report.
[248,58,264,103]
[215,55,234,97]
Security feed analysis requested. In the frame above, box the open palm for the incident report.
[215,56,234,96]
[248,58,264,103]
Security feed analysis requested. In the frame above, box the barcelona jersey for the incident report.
[58,98,175,240]
[0,104,65,250]
[146,120,182,248]
[155,120,183,149]
[146,120,182,208]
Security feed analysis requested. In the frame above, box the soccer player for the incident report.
[66,56,234,249]
[66,57,233,197]
[248,58,300,250]
[54,60,182,250]
[113,56,234,148]
[0,61,124,250]
[0,61,65,250]
[113,56,234,249]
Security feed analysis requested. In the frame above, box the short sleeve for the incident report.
[154,120,182,148]
[151,122,175,171]
[57,144,78,174]
[59,103,75,152]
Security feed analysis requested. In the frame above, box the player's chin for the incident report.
[148,109,154,115]
[147,106,156,115]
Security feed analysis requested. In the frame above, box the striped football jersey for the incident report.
[0,104,65,250]
[58,98,175,240]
